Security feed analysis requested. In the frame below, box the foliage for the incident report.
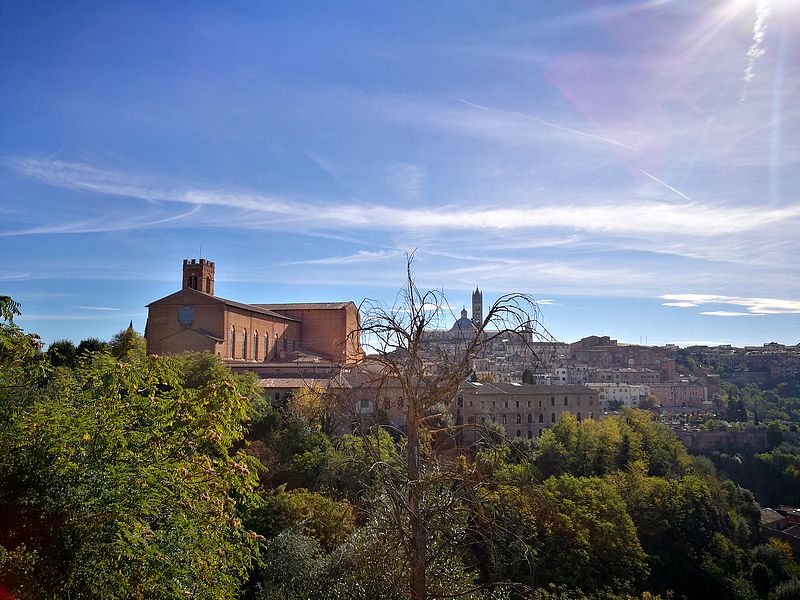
[705,442,800,506]
[45,339,77,368]
[246,486,355,551]
[76,336,108,356]
[1,296,791,600]
[0,341,262,598]
[109,323,147,359]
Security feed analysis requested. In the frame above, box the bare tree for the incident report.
[345,254,556,600]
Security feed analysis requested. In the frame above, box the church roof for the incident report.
[450,307,477,332]
[253,302,353,311]
[147,288,299,321]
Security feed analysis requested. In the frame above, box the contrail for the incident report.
[448,95,639,151]
[639,169,693,203]
[741,0,771,103]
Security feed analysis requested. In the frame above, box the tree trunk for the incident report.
[407,411,427,600]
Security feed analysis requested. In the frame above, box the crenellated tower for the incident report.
[182,258,215,295]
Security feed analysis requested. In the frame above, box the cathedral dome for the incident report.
[450,307,477,332]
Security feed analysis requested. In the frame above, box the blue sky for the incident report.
[1,0,799,347]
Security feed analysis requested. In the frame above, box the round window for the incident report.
[178,305,195,327]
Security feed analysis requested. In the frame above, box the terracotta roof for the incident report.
[147,288,299,321]
[253,302,353,310]
[461,382,597,395]
[190,328,224,342]
[217,297,299,321]
[257,377,349,389]
[761,508,786,526]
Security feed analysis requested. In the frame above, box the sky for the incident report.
[1,0,799,348]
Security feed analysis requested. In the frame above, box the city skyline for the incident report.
[2,1,799,346]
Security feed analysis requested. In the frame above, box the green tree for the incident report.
[0,346,263,598]
[109,322,146,359]
[46,338,77,368]
[246,486,355,551]
[76,337,108,356]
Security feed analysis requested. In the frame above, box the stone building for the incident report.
[649,380,707,410]
[341,372,599,442]
[455,381,599,440]
[145,259,362,371]
[586,382,650,409]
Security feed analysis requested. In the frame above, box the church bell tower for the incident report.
[471,287,483,326]
[182,258,215,295]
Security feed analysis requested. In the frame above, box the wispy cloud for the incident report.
[670,339,734,347]
[700,311,762,317]
[9,159,800,239]
[284,250,402,266]
[1,210,201,236]
[386,162,426,200]
[663,293,800,315]
[17,313,144,321]
[447,96,640,151]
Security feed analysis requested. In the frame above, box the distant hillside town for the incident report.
[144,258,800,441]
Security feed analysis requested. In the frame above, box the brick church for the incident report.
[145,259,362,374]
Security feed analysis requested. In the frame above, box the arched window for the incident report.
[539,413,543,423]
[274,333,278,357]
[563,396,568,406]
[550,396,555,406]
[527,414,532,423]
[516,414,521,424]
[551,412,556,423]
[242,328,247,360]
[253,331,259,361]
[502,414,507,424]
[229,327,235,359]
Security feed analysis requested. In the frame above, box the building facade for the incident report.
[145,259,362,367]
